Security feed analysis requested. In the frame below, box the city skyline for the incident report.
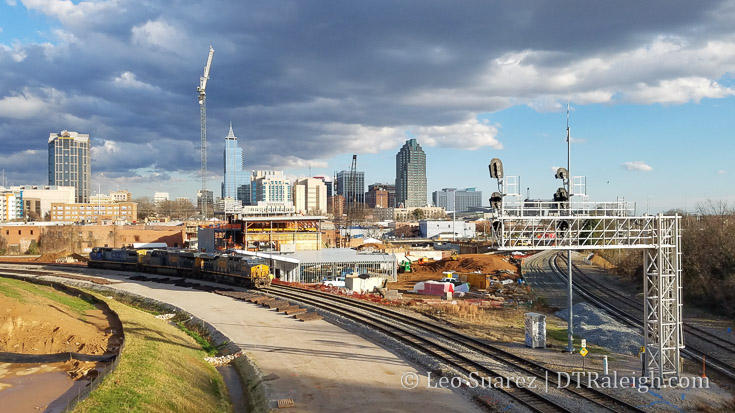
[2,2,735,212]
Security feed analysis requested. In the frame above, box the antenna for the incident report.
[566,100,571,195]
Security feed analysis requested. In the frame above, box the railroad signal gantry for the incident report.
[488,158,683,381]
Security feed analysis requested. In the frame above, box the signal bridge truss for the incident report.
[491,190,683,381]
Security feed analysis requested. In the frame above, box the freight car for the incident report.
[88,248,273,288]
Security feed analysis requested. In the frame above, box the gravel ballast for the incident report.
[556,302,643,355]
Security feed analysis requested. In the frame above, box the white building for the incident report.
[6,185,75,219]
[154,192,170,204]
[419,220,476,239]
[110,190,132,202]
[292,178,327,215]
[251,171,292,206]
[1,192,19,222]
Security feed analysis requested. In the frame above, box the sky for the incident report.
[1,0,734,213]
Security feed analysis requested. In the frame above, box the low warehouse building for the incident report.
[235,248,397,284]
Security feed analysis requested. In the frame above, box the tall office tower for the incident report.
[395,138,426,208]
[336,170,365,206]
[197,189,214,214]
[312,176,334,197]
[222,124,249,203]
[433,188,483,212]
[292,178,327,214]
[251,170,292,205]
[48,130,91,203]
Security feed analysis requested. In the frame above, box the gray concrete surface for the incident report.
[56,270,485,413]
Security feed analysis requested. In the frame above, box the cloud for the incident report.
[622,161,653,171]
[113,71,159,90]
[718,169,727,175]
[2,0,735,194]
[131,19,186,52]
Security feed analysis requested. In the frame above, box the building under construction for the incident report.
[198,215,326,252]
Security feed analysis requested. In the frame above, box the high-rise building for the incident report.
[237,184,251,205]
[395,138,426,208]
[312,176,334,197]
[365,184,390,208]
[292,178,327,214]
[222,124,249,203]
[251,170,292,205]
[197,189,214,214]
[48,130,91,203]
[336,170,365,206]
[433,188,483,213]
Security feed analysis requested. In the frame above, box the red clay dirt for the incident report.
[387,253,519,291]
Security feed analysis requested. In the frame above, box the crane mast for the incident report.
[198,45,214,217]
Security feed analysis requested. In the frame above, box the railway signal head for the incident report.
[489,158,504,179]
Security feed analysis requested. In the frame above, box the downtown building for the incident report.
[365,183,395,208]
[336,170,365,207]
[395,138,427,208]
[292,178,327,215]
[432,188,483,213]
[222,124,250,204]
[48,130,91,203]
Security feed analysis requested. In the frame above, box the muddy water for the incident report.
[217,365,248,412]
[0,362,88,412]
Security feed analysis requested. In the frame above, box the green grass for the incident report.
[72,294,231,413]
[0,277,96,315]
[176,322,219,356]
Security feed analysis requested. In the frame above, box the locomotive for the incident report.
[88,247,273,288]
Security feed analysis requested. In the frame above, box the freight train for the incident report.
[88,247,274,288]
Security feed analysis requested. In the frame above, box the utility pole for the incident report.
[565,102,574,353]
[198,46,215,218]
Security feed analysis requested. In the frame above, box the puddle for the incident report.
[0,362,99,413]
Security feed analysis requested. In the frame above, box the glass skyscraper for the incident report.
[395,138,427,208]
[222,123,249,203]
[48,130,90,203]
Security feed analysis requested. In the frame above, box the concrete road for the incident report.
[41,269,486,413]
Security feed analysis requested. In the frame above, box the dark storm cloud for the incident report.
[1,0,734,186]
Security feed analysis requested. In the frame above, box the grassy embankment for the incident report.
[0,276,96,315]
[72,292,232,413]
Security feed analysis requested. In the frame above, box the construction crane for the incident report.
[197,45,214,217]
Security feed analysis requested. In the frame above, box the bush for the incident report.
[25,240,40,255]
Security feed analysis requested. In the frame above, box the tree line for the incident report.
[599,200,735,316]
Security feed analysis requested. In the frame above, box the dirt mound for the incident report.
[34,250,70,263]
[0,290,118,356]
[589,253,615,270]
[389,253,520,291]
[420,254,518,273]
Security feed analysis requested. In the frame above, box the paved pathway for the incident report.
[41,268,485,413]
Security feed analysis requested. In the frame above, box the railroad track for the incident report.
[550,253,735,381]
[0,261,646,411]
[266,283,645,413]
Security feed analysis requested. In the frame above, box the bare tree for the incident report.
[134,197,156,220]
